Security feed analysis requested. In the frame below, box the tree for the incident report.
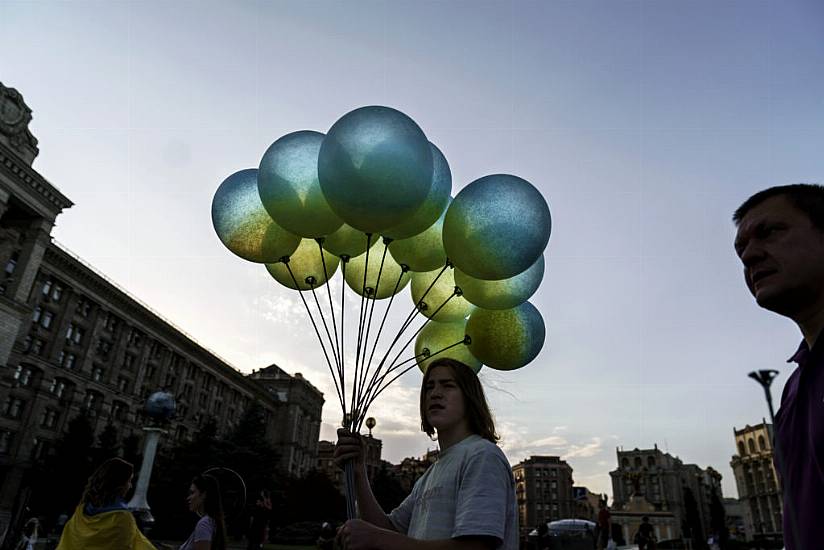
[709,488,728,547]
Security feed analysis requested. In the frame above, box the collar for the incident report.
[788,328,824,366]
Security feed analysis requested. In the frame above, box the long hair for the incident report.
[81,457,133,508]
[419,358,499,443]
[191,474,227,550]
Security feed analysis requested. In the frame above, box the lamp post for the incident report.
[127,390,176,528]
[748,370,779,425]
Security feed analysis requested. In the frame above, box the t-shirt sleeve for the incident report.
[193,517,215,542]
[452,446,513,543]
[388,486,417,534]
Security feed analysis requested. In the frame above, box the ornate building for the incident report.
[317,433,382,491]
[0,82,324,534]
[610,445,723,543]
[729,420,782,543]
[512,455,575,538]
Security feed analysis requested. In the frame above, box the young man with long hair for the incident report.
[733,183,824,550]
[335,357,518,550]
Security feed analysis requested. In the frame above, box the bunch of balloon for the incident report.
[211,106,551,518]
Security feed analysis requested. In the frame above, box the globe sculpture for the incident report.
[144,390,176,423]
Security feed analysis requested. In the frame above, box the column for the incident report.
[8,219,53,304]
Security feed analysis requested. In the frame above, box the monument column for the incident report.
[7,219,52,304]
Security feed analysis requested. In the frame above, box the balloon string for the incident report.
[340,258,348,413]
[355,240,391,414]
[316,238,343,381]
[351,234,373,425]
[358,266,408,415]
[283,261,345,412]
[357,339,468,431]
[368,261,450,384]
[358,290,458,419]
[309,284,341,375]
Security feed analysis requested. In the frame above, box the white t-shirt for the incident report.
[179,515,214,550]
[389,434,518,549]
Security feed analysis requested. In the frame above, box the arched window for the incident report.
[758,435,767,451]
[647,456,656,467]
[738,441,746,456]
[748,438,756,453]
[622,458,629,467]
[634,457,642,468]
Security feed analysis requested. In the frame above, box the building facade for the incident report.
[610,445,723,542]
[729,421,782,542]
[0,82,324,534]
[512,455,575,538]
[317,433,382,491]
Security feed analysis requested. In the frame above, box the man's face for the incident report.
[734,195,824,318]
[423,366,467,432]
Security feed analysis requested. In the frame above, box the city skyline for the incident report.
[3,0,823,499]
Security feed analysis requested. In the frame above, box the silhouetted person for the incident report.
[733,184,824,550]
[246,489,271,550]
[334,358,518,549]
[635,516,655,550]
[595,500,611,550]
[179,474,227,550]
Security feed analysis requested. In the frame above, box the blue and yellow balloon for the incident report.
[455,255,544,310]
[318,106,433,233]
[258,130,343,238]
[443,174,551,280]
[465,301,545,371]
[415,318,481,373]
[211,169,300,263]
[266,238,340,291]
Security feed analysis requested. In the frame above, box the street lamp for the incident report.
[365,417,376,437]
[748,370,779,425]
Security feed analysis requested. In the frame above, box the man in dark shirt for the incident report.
[733,184,824,550]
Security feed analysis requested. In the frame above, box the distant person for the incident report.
[634,516,655,550]
[246,489,271,550]
[179,474,227,550]
[334,357,518,549]
[14,518,39,550]
[595,499,611,550]
[317,521,335,550]
[733,184,824,550]
[56,457,156,550]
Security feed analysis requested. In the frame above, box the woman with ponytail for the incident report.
[179,474,227,550]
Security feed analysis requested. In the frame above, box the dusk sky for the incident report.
[3,0,823,499]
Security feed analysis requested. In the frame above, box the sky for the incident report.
[2,0,824,500]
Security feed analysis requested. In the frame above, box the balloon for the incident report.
[322,223,375,259]
[410,267,474,323]
[344,242,410,299]
[318,106,433,233]
[443,174,551,280]
[258,130,343,238]
[266,238,340,291]
[388,205,448,272]
[455,255,545,310]
[382,143,451,240]
[415,318,481,373]
[465,301,545,371]
[211,169,300,263]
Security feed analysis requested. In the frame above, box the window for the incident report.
[4,252,18,276]
[92,367,104,382]
[13,365,33,387]
[0,431,14,454]
[31,339,44,355]
[65,324,83,345]
[124,354,135,370]
[59,352,77,370]
[758,435,767,451]
[738,442,746,456]
[634,457,642,468]
[3,397,25,419]
[117,377,129,393]
[748,439,756,453]
[32,307,42,323]
[51,284,63,302]
[127,330,142,347]
[103,313,118,332]
[95,339,111,357]
[648,456,656,467]
[49,378,67,398]
[111,401,127,421]
[83,391,100,414]
[40,310,53,329]
[76,299,92,317]
[30,437,47,461]
[41,409,58,429]
[42,279,53,296]
[22,336,32,352]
